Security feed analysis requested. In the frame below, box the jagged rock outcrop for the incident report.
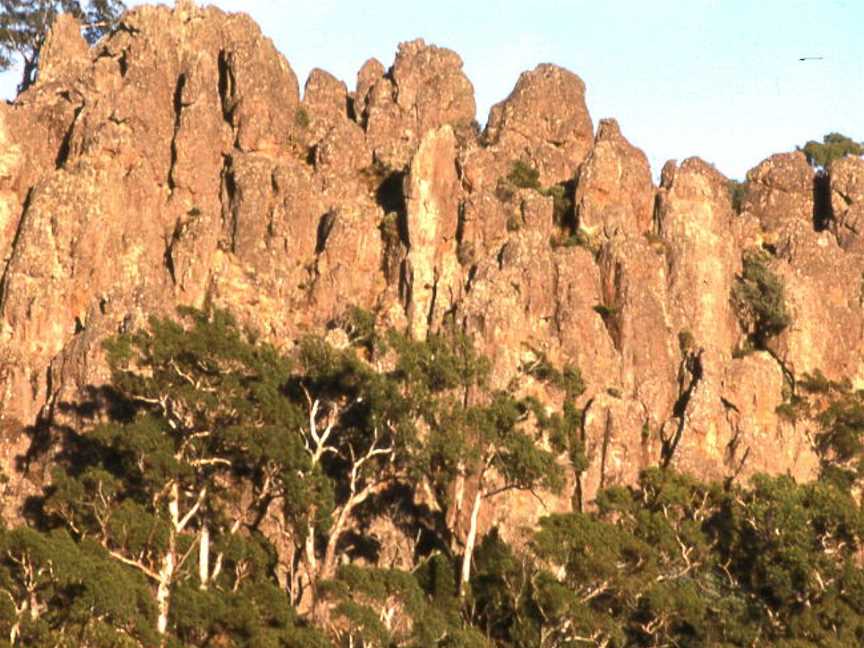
[403,126,460,339]
[830,156,864,253]
[773,220,864,383]
[743,151,815,235]
[651,159,743,479]
[483,63,593,186]
[1,2,864,532]
[355,39,475,171]
[576,118,655,239]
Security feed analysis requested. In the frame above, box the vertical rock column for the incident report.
[403,126,460,340]
[655,158,741,477]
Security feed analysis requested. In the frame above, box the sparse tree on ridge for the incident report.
[799,132,864,168]
[0,0,126,94]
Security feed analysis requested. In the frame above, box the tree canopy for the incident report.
[1,307,863,646]
[799,132,864,168]
[0,0,125,93]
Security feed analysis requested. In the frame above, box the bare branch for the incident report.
[177,486,207,532]
[105,548,160,582]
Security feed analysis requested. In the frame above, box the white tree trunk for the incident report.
[460,489,483,596]
[199,524,210,589]
[157,482,180,638]
[322,500,354,581]
[156,549,174,636]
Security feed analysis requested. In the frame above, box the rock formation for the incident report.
[2,3,864,535]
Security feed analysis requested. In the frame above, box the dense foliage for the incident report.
[799,133,864,168]
[0,0,125,92]
[497,160,575,232]
[727,180,748,214]
[1,308,863,647]
[732,248,791,353]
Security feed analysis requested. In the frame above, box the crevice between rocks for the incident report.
[574,395,595,513]
[0,187,35,312]
[813,170,833,232]
[599,410,612,492]
[167,73,188,190]
[720,396,748,478]
[164,220,181,285]
[661,347,704,469]
[55,102,84,169]
[315,210,337,254]
[217,50,236,127]
[220,155,238,253]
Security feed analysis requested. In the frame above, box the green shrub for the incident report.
[799,132,864,168]
[678,329,695,354]
[540,183,573,227]
[507,160,541,190]
[643,230,672,257]
[593,304,618,319]
[551,229,601,255]
[728,180,748,213]
[732,249,791,350]
[294,106,310,129]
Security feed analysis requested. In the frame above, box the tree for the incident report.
[716,474,864,645]
[37,307,426,639]
[732,248,791,353]
[0,525,157,647]
[42,308,317,643]
[391,333,575,597]
[799,132,864,168]
[278,329,418,612]
[5,302,863,646]
[0,0,126,93]
[321,563,491,647]
[776,369,864,493]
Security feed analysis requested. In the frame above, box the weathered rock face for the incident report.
[484,63,593,186]
[355,39,475,171]
[721,352,817,480]
[576,118,655,239]
[829,156,864,253]
[1,3,863,530]
[743,152,815,234]
[773,220,864,384]
[403,126,460,339]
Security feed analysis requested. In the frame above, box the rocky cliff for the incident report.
[2,3,864,527]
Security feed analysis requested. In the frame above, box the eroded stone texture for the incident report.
[772,219,864,384]
[654,158,743,478]
[597,236,677,423]
[360,39,475,170]
[576,119,655,239]
[484,64,594,186]
[0,106,26,270]
[829,156,864,252]
[743,152,815,234]
[0,2,860,538]
[721,352,818,483]
[35,14,90,86]
[403,126,460,339]
[581,393,654,508]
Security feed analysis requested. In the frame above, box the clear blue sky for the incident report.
[2,0,862,180]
